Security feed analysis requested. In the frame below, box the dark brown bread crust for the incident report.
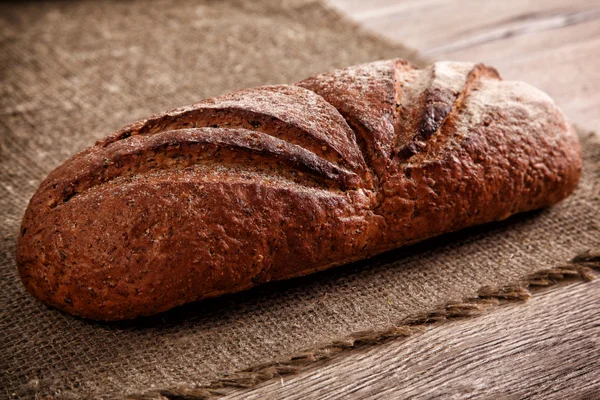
[16,60,582,320]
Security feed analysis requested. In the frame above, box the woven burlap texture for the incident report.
[1,1,598,399]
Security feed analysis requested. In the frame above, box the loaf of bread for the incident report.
[17,59,581,320]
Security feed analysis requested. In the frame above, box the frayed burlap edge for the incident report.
[126,249,600,400]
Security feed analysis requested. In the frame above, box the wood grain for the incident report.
[224,279,600,399]
[327,0,600,131]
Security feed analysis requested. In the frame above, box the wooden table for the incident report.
[225,1,600,398]
[328,0,600,132]
[225,280,600,399]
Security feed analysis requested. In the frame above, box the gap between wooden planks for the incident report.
[327,0,600,132]
[224,279,600,399]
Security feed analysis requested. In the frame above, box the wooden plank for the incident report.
[224,279,600,399]
[326,0,600,131]
[328,0,599,50]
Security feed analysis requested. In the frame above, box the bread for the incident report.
[16,59,582,321]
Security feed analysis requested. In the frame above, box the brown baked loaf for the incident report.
[16,59,582,321]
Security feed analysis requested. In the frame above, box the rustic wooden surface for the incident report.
[327,0,600,132]
[222,1,600,398]
[225,279,600,399]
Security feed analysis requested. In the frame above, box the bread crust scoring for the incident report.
[17,60,581,320]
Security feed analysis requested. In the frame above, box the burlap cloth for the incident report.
[1,1,598,399]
